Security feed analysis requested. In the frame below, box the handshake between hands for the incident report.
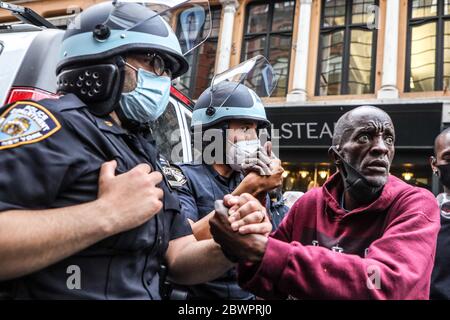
[209,193,272,264]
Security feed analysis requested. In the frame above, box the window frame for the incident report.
[241,0,296,96]
[405,0,450,92]
[315,0,379,96]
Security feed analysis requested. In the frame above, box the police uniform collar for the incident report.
[205,165,241,187]
[41,93,87,111]
[115,104,153,136]
[93,115,127,135]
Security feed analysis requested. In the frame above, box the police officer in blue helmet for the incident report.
[175,57,287,299]
[0,1,271,299]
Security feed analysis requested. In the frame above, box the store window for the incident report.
[242,0,295,97]
[390,164,432,191]
[175,6,222,99]
[282,162,432,193]
[316,0,378,96]
[406,0,450,92]
[282,163,335,192]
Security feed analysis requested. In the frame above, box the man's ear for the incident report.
[328,145,341,165]
[430,156,439,175]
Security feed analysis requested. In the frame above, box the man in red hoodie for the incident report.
[210,105,440,299]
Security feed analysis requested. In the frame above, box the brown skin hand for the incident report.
[209,194,269,263]
[329,106,396,211]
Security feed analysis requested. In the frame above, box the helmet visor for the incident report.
[209,55,279,109]
[106,0,211,56]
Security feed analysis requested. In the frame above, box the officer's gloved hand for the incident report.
[210,197,269,263]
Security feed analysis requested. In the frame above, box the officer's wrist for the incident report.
[91,198,119,237]
[242,172,264,196]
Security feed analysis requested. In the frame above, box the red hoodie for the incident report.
[238,173,440,299]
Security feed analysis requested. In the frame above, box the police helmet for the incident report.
[191,81,270,131]
[56,1,188,116]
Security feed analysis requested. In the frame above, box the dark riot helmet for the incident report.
[56,0,211,116]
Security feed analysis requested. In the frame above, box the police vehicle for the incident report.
[0,1,195,164]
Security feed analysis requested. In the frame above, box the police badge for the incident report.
[0,101,61,150]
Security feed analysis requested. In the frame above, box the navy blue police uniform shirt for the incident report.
[175,163,254,300]
[0,94,192,299]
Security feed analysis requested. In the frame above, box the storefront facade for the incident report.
[3,0,450,195]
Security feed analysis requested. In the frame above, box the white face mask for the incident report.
[226,139,260,172]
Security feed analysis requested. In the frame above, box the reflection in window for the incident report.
[317,0,377,96]
[175,6,222,99]
[411,0,438,19]
[323,0,346,26]
[152,102,183,163]
[407,0,450,91]
[242,1,295,97]
[410,23,436,91]
[183,110,193,160]
[444,21,450,86]
[349,29,374,94]
[319,31,344,95]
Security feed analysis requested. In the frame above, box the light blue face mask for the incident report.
[120,66,171,123]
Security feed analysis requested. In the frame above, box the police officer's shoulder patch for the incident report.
[0,101,62,150]
[158,155,187,189]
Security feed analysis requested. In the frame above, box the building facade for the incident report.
[1,0,449,194]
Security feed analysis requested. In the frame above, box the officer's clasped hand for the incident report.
[210,194,270,263]
[97,160,164,235]
[225,194,272,236]
[241,141,273,176]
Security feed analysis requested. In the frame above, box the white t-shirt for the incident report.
[436,192,450,219]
